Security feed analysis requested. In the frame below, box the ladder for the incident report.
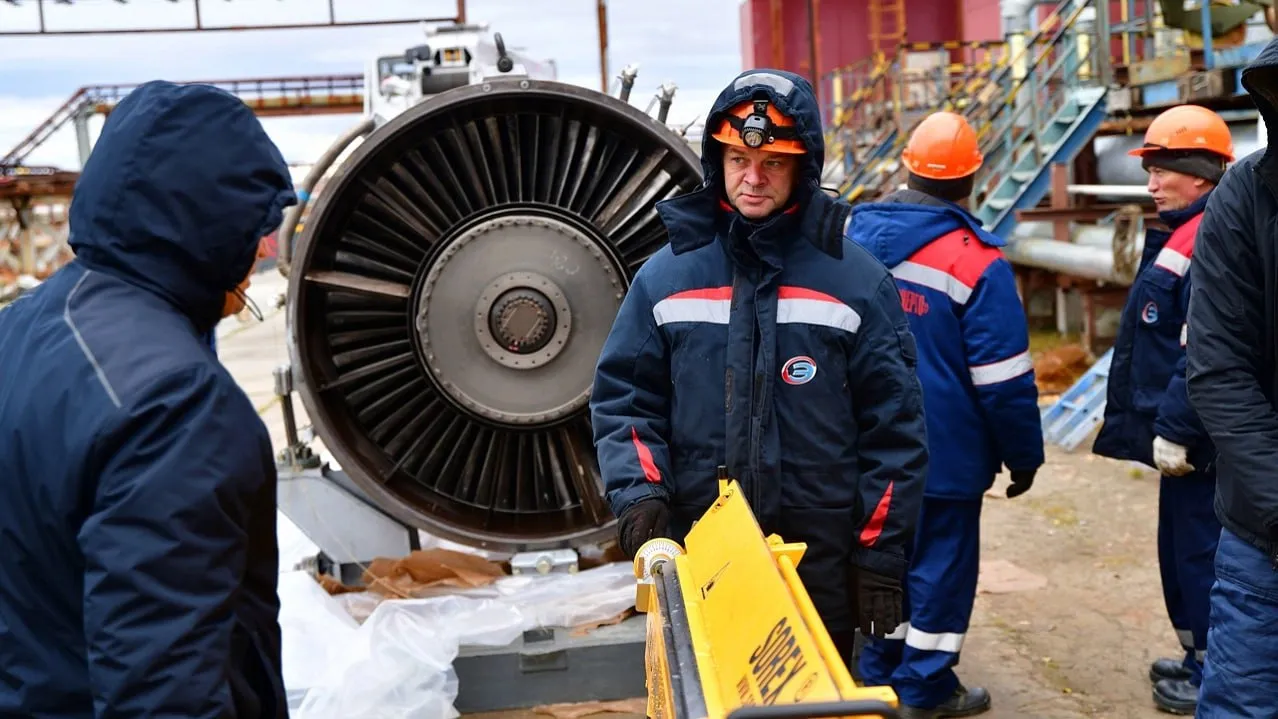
[867,0,907,63]
[1040,347,1113,451]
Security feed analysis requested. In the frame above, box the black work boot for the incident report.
[1152,678,1198,715]
[899,685,992,718]
[1149,657,1193,683]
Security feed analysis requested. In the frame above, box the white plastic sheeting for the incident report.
[279,562,639,719]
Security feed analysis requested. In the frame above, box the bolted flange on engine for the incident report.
[285,71,703,552]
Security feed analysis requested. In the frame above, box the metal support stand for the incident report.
[272,363,600,581]
[272,364,321,470]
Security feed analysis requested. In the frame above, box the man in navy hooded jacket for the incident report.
[0,81,296,717]
[1093,104,1234,716]
[848,111,1044,718]
[590,69,930,664]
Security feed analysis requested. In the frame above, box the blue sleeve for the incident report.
[80,366,269,718]
[961,258,1045,472]
[590,274,674,517]
[1155,272,1208,447]
[845,275,929,579]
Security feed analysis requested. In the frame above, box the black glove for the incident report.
[616,498,671,558]
[849,566,903,639]
[1007,468,1037,499]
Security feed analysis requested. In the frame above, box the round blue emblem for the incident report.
[781,356,817,385]
[1141,301,1159,324]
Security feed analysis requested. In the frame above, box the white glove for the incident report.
[1153,436,1195,476]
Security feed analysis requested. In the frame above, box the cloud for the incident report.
[1,0,743,170]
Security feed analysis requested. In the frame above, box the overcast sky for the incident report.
[0,0,744,170]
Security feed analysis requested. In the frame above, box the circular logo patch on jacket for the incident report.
[1141,301,1159,324]
[781,356,817,385]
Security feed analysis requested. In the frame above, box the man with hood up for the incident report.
[0,80,296,717]
[590,68,930,666]
[846,111,1044,718]
[1185,42,1278,717]
[1092,104,1233,716]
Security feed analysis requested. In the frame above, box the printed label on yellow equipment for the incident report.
[681,484,841,709]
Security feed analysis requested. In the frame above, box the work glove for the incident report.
[849,566,903,640]
[1153,436,1195,477]
[1007,468,1037,499]
[617,498,670,559]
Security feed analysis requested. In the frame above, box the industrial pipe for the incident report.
[1002,238,1131,284]
[1066,184,1149,198]
[1007,212,1142,285]
[275,116,376,278]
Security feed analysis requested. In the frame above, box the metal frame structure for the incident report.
[0,0,467,36]
[1,74,365,171]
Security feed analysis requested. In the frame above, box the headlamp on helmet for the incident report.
[712,98,805,154]
[739,101,772,148]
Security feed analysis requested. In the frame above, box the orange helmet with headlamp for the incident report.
[710,99,807,155]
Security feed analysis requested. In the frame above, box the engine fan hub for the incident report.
[416,214,624,426]
[489,288,557,354]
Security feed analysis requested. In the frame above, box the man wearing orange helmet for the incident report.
[591,69,930,667]
[1091,103,1233,715]
[1185,45,1278,717]
[846,110,1043,718]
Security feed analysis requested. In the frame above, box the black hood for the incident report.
[1242,39,1278,169]
[68,80,297,333]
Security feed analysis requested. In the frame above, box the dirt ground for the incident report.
[946,451,1172,719]
[225,273,1175,719]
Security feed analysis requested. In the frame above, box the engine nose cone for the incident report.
[490,288,555,354]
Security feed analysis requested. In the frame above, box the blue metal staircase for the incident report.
[974,85,1108,238]
[968,0,1110,238]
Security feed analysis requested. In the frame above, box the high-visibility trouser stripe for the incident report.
[1180,323,1188,348]
[970,350,1033,386]
[1176,628,1194,648]
[881,622,966,654]
[1173,629,1205,662]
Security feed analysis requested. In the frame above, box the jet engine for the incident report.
[282,71,703,555]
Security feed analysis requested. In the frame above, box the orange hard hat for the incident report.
[902,111,983,181]
[710,99,806,155]
[1128,104,1234,162]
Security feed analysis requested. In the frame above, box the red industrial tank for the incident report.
[738,0,1006,90]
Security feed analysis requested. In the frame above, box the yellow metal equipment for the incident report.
[633,476,901,719]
